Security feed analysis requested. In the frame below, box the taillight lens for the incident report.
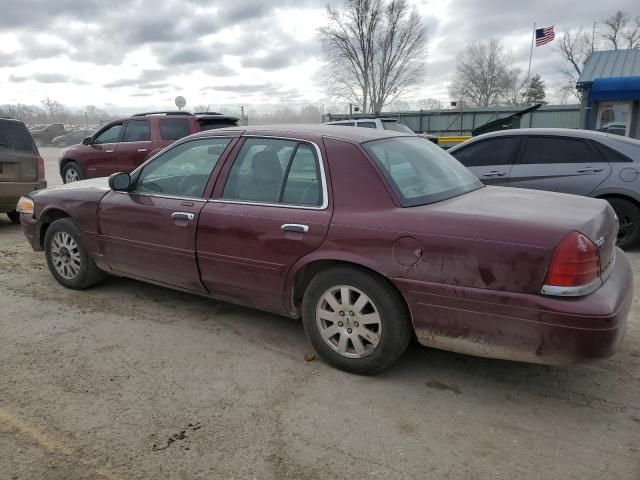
[545,231,600,287]
[37,155,45,180]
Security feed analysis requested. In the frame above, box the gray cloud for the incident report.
[8,74,28,83]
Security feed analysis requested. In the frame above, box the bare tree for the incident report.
[556,29,592,100]
[319,0,427,114]
[40,97,65,119]
[601,11,640,50]
[449,39,516,107]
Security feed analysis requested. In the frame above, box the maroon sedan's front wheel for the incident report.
[302,267,412,375]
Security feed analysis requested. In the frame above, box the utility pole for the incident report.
[349,103,353,117]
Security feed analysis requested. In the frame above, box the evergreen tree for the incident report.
[523,74,546,105]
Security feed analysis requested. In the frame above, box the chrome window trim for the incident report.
[541,249,616,297]
[114,191,208,202]
[211,135,329,211]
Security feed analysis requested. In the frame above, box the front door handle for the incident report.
[482,170,506,177]
[281,224,309,233]
[138,148,147,153]
[105,149,114,153]
[172,212,195,221]
[576,167,604,173]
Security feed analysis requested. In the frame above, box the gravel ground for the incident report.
[0,148,638,479]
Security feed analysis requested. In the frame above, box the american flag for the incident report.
[536,26,555,46]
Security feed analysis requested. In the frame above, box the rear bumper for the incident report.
[0,180,47,212]
[394,248,633,365]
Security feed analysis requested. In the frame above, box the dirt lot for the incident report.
[0,148,639,479]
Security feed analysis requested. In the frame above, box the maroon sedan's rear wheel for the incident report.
[44,218,106,289]
[301,267,412,375]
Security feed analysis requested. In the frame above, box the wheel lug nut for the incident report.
[338,321,343,327]
[338,311,345,316]
[349,311,354,316]
[354,321,359,327]
[347,328,352,334]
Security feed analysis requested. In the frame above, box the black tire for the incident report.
[607,198,640,249]
[44,218,106,289]
[62,161,83,183]
[301,266,412,375]
[6,210,20,224]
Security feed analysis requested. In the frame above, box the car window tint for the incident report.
[0,122,34,152]
[93,124,122,144]
[364,137,482,207]
[593,142,632,162]
[358,122,377,129]
[452,137,519,167]
[135,138,231,198]
[331,122,355,126]
[159,118,191,140]
[520,137,599,164]
[122,120,151,142]
[381,121,414,133]
[223,138,322,206]
[282,144,322,206]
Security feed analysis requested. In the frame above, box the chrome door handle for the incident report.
[281,224,309,233]
[105,149,114,153]
[576,167,604,173]
[172,212,195,221]
[138,148,147,152]
[482,170,506,177]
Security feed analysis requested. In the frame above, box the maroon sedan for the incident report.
[18,125,632,374]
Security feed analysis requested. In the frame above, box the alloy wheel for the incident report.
[65,168,80,183]
[315,285,382,358]
[50,231,81,280]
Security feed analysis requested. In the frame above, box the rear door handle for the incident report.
[482,170,506,177]
[105,149,114,153]
[281,224,309,233]
[576,167,604,173]
[138,148,147,152]
[172,212,195,221]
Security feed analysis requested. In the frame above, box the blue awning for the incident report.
[591,76,640,101]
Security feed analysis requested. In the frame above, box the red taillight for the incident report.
[37,155,45,180]
[545,232,600,287]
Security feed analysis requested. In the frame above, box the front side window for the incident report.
[364,137,482,206]
[93,124,123,144]
[160,118,191,140]
[122,120,151,142]
[222,138,322,206]
[135,137,231,197]
[520,137,599,164]
[452,137,519,167]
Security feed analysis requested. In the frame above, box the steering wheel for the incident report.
[178,175,203,197]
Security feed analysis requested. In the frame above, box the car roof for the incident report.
[0,117,26,125]
[190,123,411,143]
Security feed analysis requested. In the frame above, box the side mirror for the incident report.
[108,172,131,191]
[82,136,92,145]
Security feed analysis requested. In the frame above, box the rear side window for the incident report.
[160,118,191,140]
[223,138,322,206]
[358,122,377,129]
[520,137,600,164]
[122,120,151,142]
[593,142,631,162]
[452,137,519,167]
[0,121,34,152]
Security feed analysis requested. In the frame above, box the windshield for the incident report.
[363,137,483,206]
[381,121,414,134]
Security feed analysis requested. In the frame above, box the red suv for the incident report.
[58,111,238,183]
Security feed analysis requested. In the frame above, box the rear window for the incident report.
[160,118,191,140]
[381,121,414,134]
[363,137,482,206]
[0,121,34,152]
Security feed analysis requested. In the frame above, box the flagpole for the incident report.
[527,23,536,83]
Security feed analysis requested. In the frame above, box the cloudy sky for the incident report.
[0,0,637,114]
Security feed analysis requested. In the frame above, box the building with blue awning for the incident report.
[577,49,640,139]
